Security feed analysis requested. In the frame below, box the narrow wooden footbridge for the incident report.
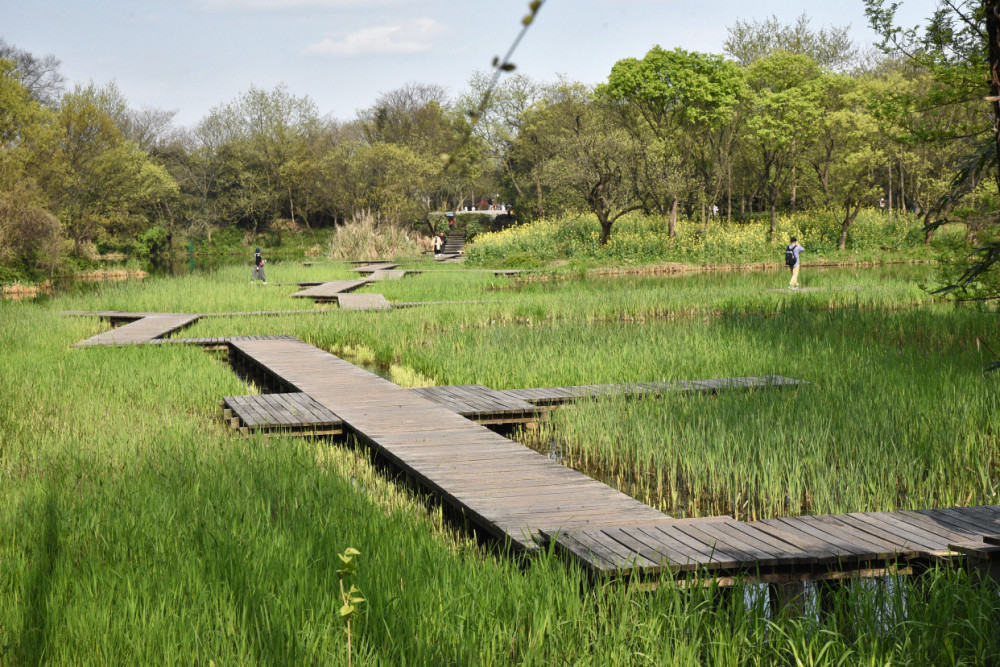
[66,314,1000,587]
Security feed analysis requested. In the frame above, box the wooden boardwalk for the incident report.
[68,321,1000,585]
[353,263,400,274]
[336,293,391,310]
[545,506,1000,582]
[226,337,671,548]
[221,379,797,436]
[408,385,542,424]
[72,313,201,347]
[224,385,543,435]
[289,280,370,300]
[499,376,806,406]
[368,269,408,281]
[223,392,344,436]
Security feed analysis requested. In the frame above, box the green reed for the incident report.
[2,263,998,663]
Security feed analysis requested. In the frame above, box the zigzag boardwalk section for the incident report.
[544,506,1000,583]
[408,385,542,425]
[289,279,370,300]
[72,313,201,347]
[499,376,806,406]
[224,385,544,435]
[67,322,1000,585]
[353,263,400,274]
[335,293,392,311]
[226,337,671,548]
[223,392,344,436]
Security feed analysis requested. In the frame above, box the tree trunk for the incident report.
[839,204,860,250]
[899,158,905,213]
[769,194,777,236]
[990,0,1000,194]
[668,197,678,238]
[726,162,732,223]
[888,162,893,218]
[790,162,798,213]
[598,212,613,246]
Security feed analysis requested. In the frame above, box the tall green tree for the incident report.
[520,84,643,244]
[198,85,324,234]
[599,47,745,235]
[866,0,1000,299]
[744,52,824,234]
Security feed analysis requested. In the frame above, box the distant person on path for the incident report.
[252,247,267,285]
[785,237,804,289]
[446,212,455,231]
[433,234,442,256]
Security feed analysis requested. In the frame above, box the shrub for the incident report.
[466,210,936,267]
[327,211,424,260]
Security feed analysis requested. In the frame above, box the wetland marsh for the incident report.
[2,261,999,664]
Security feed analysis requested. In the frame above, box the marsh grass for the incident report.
[2,263,1000,663]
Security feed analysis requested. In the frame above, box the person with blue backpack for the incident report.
[785,237,804,289]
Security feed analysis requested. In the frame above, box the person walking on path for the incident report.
[785,237,804,289]
[252,247,267,285]
[433,234,442,256]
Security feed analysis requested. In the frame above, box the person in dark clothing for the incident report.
[252,247,267,284]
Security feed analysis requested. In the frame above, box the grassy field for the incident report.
[2,259,999,664]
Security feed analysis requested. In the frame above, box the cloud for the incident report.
[306,18,446,57]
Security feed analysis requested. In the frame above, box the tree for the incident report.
[725,13,858,72]
[522,84,644,244]
[865,1,1000,300]
[197,85,324,234]
[744,52,824,234]
[0,38,65,105]
[460,72,547,215]
[47,83,178,252]
[823,77,888,249]
[0,60,64,277]
[359,83,488,220]
[599,47,745,234]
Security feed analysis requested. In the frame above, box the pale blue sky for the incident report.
[6,1,938,127]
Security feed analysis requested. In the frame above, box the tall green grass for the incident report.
[2,264,999,663]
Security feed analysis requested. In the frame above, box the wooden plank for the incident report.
[785,516,901,559]
[749,520,849,562]
[907,508,997,536]
[595,528,669,570]
[548,531,617,572]
[719,521,813,566]
[859,512,972,549]
[808,515,916,555]
[639,525,731,568]
[687,521,793,567]
[671,523,770,568]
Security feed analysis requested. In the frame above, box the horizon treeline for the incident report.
[0,12,993,280]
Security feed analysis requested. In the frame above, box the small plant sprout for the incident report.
[337,547,365,667]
